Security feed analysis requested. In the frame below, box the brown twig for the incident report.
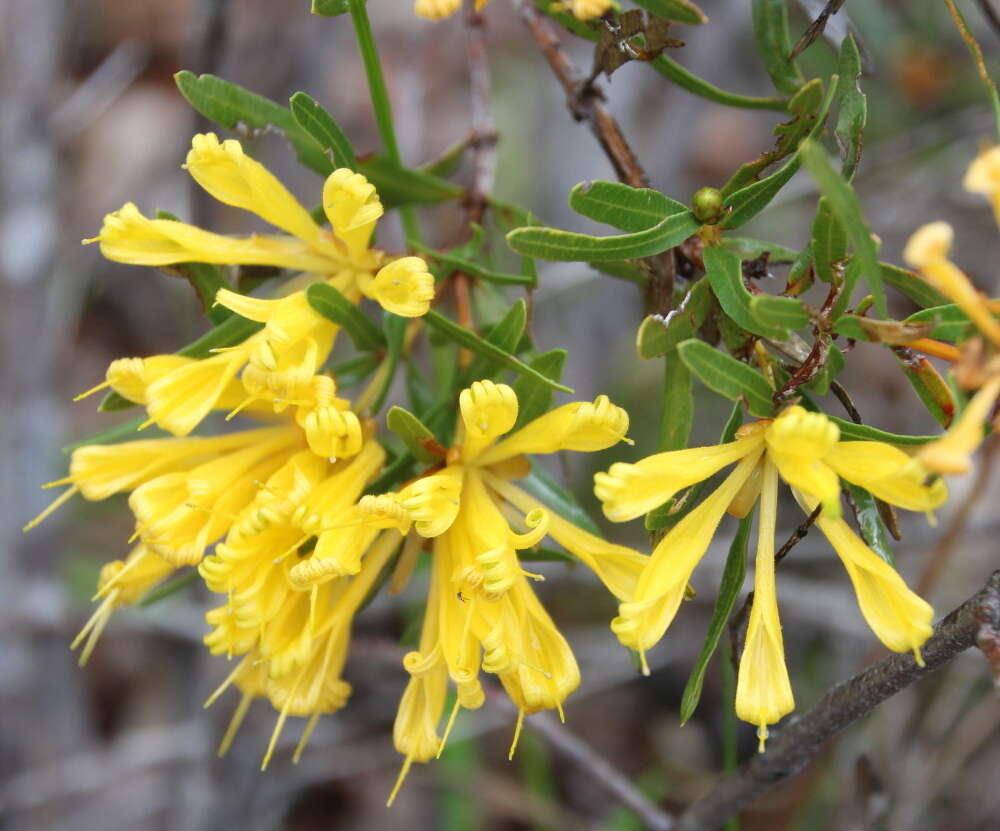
[676,570,1000,831]
[464,3,498,226]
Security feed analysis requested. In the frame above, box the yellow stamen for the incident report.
[436,697,463,759]
[73,379,111,401]
[508,708,526,760]
[23,485,79,532]
[386,754,414,807]
[292,711,322,764]
[217,691,254,757]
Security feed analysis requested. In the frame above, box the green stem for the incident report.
[721,636,741,831]
[347,0,422,243]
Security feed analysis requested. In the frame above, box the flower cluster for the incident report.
[594,406,946,748]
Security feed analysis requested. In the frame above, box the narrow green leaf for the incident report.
[829,417,937,445]
[386,406,441,464]
[752,0,805,95]
[905,304,988,342]
[462,300,528,384]
[520,462,601,536]
[568,180,686,232]
[636,277,713,359]
[289,91,357,170]
[721,237,799,262]
[882,263,948,309]
[749,293,810,331]
[810,197,847,285]
[677,339,775,417]
[834,35,867,180]
[894,351,956,428]
[424,310,572,392]
[306,282,386,351]
[98,315,263,412]
[512,350,568,431]
[590,260,648,285]
[679,510,752,724]
[832,314,931,345]
[369,312,407,413]
[650,53,788,112]
[799,138,885,317]
[704,245,800,339]
[844,483,895,567]
[358,155,464,208]
[632,0,707,24]
[139,570,199,607]
[330,352,381,387]
[659,356,693,451]
[154,210,232,323]
[311,0,350,15]
[410,240,535,286]
[506,210,700,262]
[174,71,332,175]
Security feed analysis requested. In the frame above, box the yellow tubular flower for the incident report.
[413,0,463,20]
[964,145,1000,228]
[918,375,1000,475]
[764,407,843,518]
[322,168,383,262]
[459,379,520,461]
[902,222,1000,347]
[735,459,794,752]
[613,451,765,663]
[357,256,436,318]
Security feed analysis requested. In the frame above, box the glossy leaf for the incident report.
[174,71,332,175]
[679,510,752,724]
[386,406,441,464]
[289,91,357,170]
[677,339,775,417]
[569,180,686,232]
[306,282,386,351]
[424,310,572,392]
[845,483,896,566]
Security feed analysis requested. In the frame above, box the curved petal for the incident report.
[766,407,842,518]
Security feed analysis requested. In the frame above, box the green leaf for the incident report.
[905,304,986,342]
[882,263,948,309]
[174,71,332,175]
[679,510,752,724]
[513,350,568,431]
[358,155,464,208]
[832,314,932,345]
[461,299,529,384]
[330,352,381,387]
[677,339,775,417]
[636,277,713,359]
[289,92,357,170]
[568,180,686,232]
[369,312,407,413]
[649,53,788,112]
[386,406,441,464]
[659,356,693,451]
[632,0,707,24]
[722,79,836,230]
[704,245,802,339]
[590,260,648,285]
[311,0,349,15]
[752,0,805,95]
[804,342,845,396]
[894,351,955,428]
[410,240,535,287]
[834,35,867,180]
[799,138,885,318]
[424,310,572,392]
[506,210,700,262]
[520,462,601,536]
[139,570,199,607]
[810,197,847,285]
[844,483,895,566]
[306,282,386,351]
[98,315,263,412]
[829,417,937,445]
[721,236,799,262]
[154,210,232,323]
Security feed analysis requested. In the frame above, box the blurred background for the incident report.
[2,0,999,828]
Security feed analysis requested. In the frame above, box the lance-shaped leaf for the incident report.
[386,406,442,464]
[834,34,867,180]
[174,72,332,175]
[99,315,263,412]
[799,138,885,317]
[506,210,700,262]
[905,304,988,342]
[659,355,693,451]
[368,312,407,414]
[358,156,464,209]
[810,197,847,285]
[721,237,800,262]
[569,180,687,232]
[637,277,713,358]
[289,92,357,170]
[677,339,775,417]
[752,0,806,95]
[306,282,386,351]
[632,0,708,24]
[409,240,535,286]
[512,350,568,431]
[461,300,528,384]
[680,510,752,724]
[704,245,806,339]
[424,310,572,392]
[893,349,955,427]
[881,263,949,310]
[830,417,936,445]
[722,79,836,230]
[833,315,933,345]
[844,483,896,566]
[330,353,381,387]
[139,570,200,607]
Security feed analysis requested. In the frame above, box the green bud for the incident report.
[692,187,724,224]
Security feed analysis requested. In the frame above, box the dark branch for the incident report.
[676,570,1000,831]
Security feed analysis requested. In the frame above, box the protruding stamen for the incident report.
[292,711,322,764]
[217,692,254,757]
[23,486,79,532]
[436,697,463,759]
[507,709,526,761]
[386,754,414,807]
[73,379,111,401]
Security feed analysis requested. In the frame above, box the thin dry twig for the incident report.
[676,570,1000,831]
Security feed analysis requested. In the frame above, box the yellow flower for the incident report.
[83,133,434,436]
[383,379,641,800]
[596,406,944,726]
[964,145,1000,228]
[902,221,1000,348]
[414,0,611,22]
[918,374,1000,475]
